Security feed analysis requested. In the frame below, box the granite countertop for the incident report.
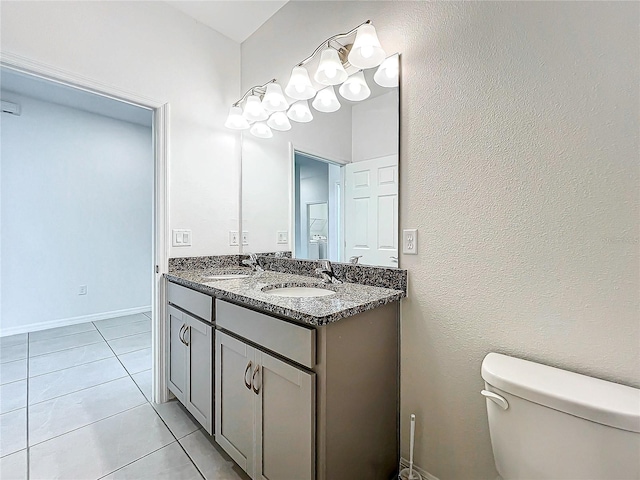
[166,267,405,326]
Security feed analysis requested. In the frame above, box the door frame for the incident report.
[1,52,171,403]
[291,148,345,261]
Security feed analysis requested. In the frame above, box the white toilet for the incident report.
[481,352,640,479]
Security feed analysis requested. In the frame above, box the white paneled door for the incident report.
[344,155,398,267]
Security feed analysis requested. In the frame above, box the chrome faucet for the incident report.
[242,253,264,272]
[349,255,363,265]
[315,260,342,284]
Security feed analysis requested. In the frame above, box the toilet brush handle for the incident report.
[409,414,416,465]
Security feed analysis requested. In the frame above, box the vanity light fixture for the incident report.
[262,82,289,112]
[339,71,371,102]
[348,23,386,69]
[267,111,292,131]
[374,55,399,88]
[312,86,341,113]
[224,105,250,130]
[314,48,348,86]
[287,100,313,123]
[243,95,268,122]
[250,121,273,138]
[284,66,316,100]
[224,21,392,137]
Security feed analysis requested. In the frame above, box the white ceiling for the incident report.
[165,1,289,43]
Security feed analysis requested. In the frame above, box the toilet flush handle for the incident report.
[481,390,509,410]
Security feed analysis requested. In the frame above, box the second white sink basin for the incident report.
[264,286,336,298]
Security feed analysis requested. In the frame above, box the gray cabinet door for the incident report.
[255,350,316,480]
[215,331,255,477]
[184,313,213,435]
[167,305,187,403]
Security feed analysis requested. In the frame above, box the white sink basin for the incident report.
[204,274,251,280]
[264,286,336,298]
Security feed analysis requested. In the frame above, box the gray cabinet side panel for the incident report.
[320,302,399,480]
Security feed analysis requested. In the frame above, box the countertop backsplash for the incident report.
[169,254,407,295]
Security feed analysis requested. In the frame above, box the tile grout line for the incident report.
[27,403,147,450]
[26,325,98,343]
[28,354,119,380]
[28,373,130,408]
[94,315,206,480]
[110,324,208,480]
[28,340,106,360]
[27,315,149,451]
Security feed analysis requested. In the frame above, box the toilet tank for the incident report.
[481,353,640,480]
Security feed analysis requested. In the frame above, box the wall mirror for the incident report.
[241,54,399,268]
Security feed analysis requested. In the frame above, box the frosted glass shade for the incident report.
[348,24,386,69]
[374,55,399,88]
[314,48,348,86]
[339,71,371,102]
[243,95,268,122]
[250,121,273,138]
[224,106,250,130]
[262,82,289,112]
[284,66,316,100]
[312,86,341,113]
[287,100,313,123]
[267,111,292,131]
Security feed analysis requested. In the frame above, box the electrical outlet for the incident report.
[78,285,87,295]
[242,231,249,245]
[229,231,239,246]
[402,229,418,255]
[172,229,192,247]
[277,231,288,244]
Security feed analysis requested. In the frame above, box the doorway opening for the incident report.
[0,54,169,403]
[293,151,343,262]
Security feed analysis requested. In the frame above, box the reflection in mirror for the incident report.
[242,54,399,267]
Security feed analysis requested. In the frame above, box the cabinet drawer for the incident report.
[216,299,315,369]
[167,282,213,322]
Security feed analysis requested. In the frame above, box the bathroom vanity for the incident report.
[165,257,406,480]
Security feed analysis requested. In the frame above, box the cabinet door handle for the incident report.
[244,361,253,390]
[252,365,261,394]
[183,326,190,347]
[179,324,186,345]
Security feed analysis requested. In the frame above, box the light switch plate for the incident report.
[402,229,418,254]
[277,231,288,244]
[229,231,239,246]
[78,285,87,295]
[172,229,192,247]
[242,231,249,245]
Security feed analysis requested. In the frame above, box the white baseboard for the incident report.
[399,458,440,480]
[0,305,152,337]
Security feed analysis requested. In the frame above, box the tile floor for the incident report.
[0,312,249,480]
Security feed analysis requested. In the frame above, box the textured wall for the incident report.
[242,2,640,478]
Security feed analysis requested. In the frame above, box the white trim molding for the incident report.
[0,50,170,403]
[0,52,164,109]
[0,306,152,337]
[399,458,441,480]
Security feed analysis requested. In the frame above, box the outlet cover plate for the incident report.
[402,229,418,254]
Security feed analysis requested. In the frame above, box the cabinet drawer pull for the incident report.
[252,365,261,394]
[244,361,253,390]
[183,326,190,347]
[179,324,186,345]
